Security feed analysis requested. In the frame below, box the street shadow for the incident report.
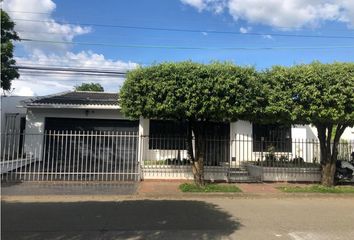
[2,200,241,240]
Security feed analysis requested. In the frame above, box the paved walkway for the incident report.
[2,181,354,202]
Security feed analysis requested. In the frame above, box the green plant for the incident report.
[278,185,354,193]
[264,62,354,186]
[264,145,277,164]
[1,9,20,91]
[292,157,304,164]
[120,61,261,186]
[179,183,242,193]
[278,155,289,162]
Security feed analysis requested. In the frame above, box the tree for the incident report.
[74,82,104,92]
[1,9,20,91]
[120,61,261,185]
[264,62,354,186]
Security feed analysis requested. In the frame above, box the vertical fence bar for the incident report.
[75,130,79,181]
[54,130,60,180]
[85,130,89,181]
[93,131,98,181]
[80,131,84,181]
[89,130,93,181]
[68,130,73,181]
[118,131,122,181]
[63,130,68,181]
[114,131,118,181]
[109,131,113,181]
[97,131,102,181]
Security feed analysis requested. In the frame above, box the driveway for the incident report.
[2,198,354,240]
[1,182,138,196]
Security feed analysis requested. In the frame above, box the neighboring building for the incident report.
[1,96,31,165]
[1,96,30,134]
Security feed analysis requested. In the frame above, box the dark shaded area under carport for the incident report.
[1,200,241,240]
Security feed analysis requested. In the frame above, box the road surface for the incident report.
[2,197,354,240]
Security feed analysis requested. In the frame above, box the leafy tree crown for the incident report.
[119,61,262,122]
[74,82,104,92]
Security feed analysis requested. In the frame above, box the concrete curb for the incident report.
[2,192,354,203]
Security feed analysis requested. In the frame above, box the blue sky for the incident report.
[3,0,354,95]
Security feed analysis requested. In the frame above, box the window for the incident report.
[252,124,292,152]
[149,120,187,150]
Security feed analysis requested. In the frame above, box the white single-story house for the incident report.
[21,91,312,159]
[1,91,353,182]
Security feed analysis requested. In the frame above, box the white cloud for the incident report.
[12,51,139,96]
[12,86,35,96]
[181,0,227,14]
[2,0,139,96]
[262,34,273,40]
[239,26,251,33]
[3,0,91,53]
[181,0,354,29]
[181,0,206,12]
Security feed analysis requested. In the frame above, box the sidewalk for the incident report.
[2,181,354,202]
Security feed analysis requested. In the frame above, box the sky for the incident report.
[2,0,354,96]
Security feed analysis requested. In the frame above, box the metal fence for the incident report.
[140,135,231,180]
[140,135,354,181]
[1,131,140,181]
[1,131,354,182]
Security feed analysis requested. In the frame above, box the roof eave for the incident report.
[26,104,121,109]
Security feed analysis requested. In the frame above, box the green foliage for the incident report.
[120,61,262,122]
[75,82,104,92]
[1,9,20,91]
[179,183,242,192]
[278,185,354,193]
[263,62,354,126]
[120,61,354,186]
[263,62,354,186]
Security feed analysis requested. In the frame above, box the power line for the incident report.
[13,18,354,40]
[20,38,354,50]
[15,65,128,75]
[18,71,125,78]
[6,10,52,15]
[15,63,136,71]
[7,11,354,33]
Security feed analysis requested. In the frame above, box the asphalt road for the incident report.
[2,198,354,240]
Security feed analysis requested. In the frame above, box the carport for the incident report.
[2,91,141,181]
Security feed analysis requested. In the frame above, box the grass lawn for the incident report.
[277,185,354,193]
[179,183,242,193]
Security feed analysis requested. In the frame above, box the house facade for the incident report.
[1,91,353,182]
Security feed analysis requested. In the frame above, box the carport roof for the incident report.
[23,91,120,109]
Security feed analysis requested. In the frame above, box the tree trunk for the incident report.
[185,120,206,186]
[192,155,205,186]
[317,124,347,186]
[321,160,336,186]
[192,129,206,186]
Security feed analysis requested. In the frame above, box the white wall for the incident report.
[231,122,314,163]
[230,120,252,165]
[342,127,354,140]
[140,119,316,164]
[139,118,189,163]
[309,125,354,141]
